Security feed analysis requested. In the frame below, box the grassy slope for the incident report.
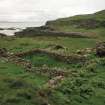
[0,10,105,105]
[46,10,105,40]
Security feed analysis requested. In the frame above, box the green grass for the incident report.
[0,58,49,105]
[0,36,105,105]
[46,10,105,40]
[0,58,48,86]
[47,57,105,105]
[22,53,73,69]
[0,36,97,53]
[0,9,105,105]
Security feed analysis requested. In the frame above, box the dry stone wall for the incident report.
[6,54,69,78]
[14,48,87,64]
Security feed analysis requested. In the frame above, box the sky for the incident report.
[0,0,105,22]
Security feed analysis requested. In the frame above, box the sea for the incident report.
[0,22,45,36]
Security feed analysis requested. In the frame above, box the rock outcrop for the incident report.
[47,44,66,50]
[0,48,8,57]
[96,42,105,57]
[15,26,88,38]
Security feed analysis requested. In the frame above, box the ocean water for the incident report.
[0,22,44,36]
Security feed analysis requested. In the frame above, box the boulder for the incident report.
[96,42,105,57]
[76,48,94,55]
[0,48,8,57]
[47,44,66,51]
[53,45,65,50]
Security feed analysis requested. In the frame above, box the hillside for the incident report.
[15,10,105,39]
[0,10,105,105]
[45,10,105,39]
[46,10,105,29]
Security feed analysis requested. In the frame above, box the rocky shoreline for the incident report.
[15,25,89,38]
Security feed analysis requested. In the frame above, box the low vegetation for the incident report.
[0,10,105,105]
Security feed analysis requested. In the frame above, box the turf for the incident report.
[0,9,105,105]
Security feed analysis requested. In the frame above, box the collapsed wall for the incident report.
[8,55,69,78]
[14,48,87,64]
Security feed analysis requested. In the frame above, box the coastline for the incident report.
[0,21,45,36]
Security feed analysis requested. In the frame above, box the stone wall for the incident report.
[14,48,87,64]
[96,42,105,57]
[0,48,8,57]
[7,54,69,78]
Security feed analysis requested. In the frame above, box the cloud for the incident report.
[0,0,105,22]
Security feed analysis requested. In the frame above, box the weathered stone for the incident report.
[47,76,64,88]
[0,48,8,57]
[14,48,87,65]
[15,26,88,38]
[76,48,93,55]
[96,42,105,57]
[53,45,65,50]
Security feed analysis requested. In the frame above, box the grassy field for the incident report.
[0,36,98,53]
[0,10,105,105]
[0,35,105,105]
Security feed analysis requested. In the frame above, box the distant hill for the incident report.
[15,10,105,39]
[46,10,105,29]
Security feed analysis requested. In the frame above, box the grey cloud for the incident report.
[0,0,105,22]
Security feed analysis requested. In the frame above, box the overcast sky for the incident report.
[0,0,105,22]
